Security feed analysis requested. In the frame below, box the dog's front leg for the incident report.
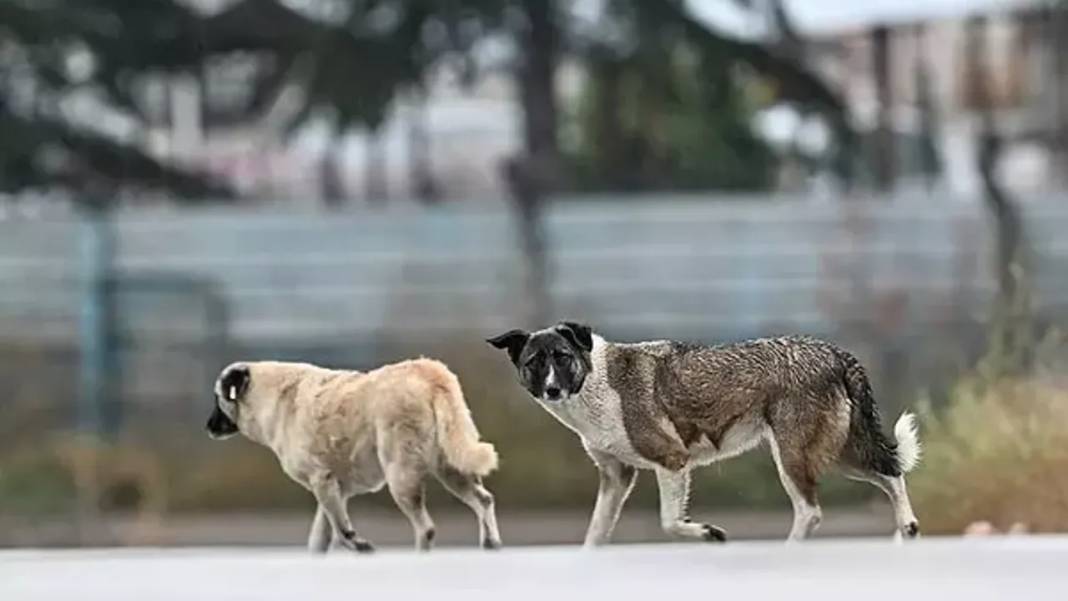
[307,504,332,553]
[583,448,638,548]
[655,468,727,543]
[310,475,374,553]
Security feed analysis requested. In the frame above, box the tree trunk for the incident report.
[504,0,560,327]
[591,56,624,184]
[364,128,388,206]
[913,24,942,192]
[967,16,1033,374]
[407,88,441,205]
[519,0,560,161]
[871,25,896,192]
[320,132,346,208]
[1051,6,1068,184]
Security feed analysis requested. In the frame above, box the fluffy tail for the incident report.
[429,367,499,477]
[837,348,920,476]
[893,412,922,473]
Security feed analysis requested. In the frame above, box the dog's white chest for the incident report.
[539,375,652,467]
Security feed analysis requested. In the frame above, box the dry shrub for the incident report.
[911,336,1068,533]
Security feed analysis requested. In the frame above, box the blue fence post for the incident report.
[76,204,117,439]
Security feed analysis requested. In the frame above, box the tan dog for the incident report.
[206,359,501,553]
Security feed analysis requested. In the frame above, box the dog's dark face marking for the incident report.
[206,364,249,439]
[487,321,593,403]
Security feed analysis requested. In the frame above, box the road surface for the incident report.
[2,537,1066,600]
[0,507,893,547]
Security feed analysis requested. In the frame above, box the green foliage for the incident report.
[0,0,236,197]
[562,0,852,192]
[566,45,775,191]
[1,0,847,199]
[0,0,505,197]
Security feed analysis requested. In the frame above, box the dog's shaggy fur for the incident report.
[489,322,921,545]
[206,359,501,553]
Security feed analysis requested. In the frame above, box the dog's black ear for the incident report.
[486,329,530,364]
[557,321,593,352]
[220,364,250,402]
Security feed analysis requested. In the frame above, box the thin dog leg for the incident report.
[655,468,727,542]
[307,504,332,553]
[437,468,502,549]
[867,474,920,541]
[386,468,436,552]
[310,475,374,553]
[583,449,637,547]
[768,433,822,542]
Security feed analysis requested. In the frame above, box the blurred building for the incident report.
[153,0,1062,204]
[756,0,1060,197]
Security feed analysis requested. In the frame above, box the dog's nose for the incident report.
[545,386,562,400]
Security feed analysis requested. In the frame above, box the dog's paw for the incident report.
[339,529,375,554]
[701,524,728,543]
[482,538,502,551]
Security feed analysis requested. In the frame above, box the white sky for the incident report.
[686,0,1043,38]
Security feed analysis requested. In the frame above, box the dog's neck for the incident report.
[237,399,277,449]
[237,372,298,452]
[578,334,611,399]
[537,334,615,436]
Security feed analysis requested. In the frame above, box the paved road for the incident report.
[0,507,893,547]
[2,537,1066,600]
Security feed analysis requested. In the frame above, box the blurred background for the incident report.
[2,0,1068,548]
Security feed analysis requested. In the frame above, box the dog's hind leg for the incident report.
[845,470,920,541]
[385,466,436,552]
[436,467,502,549]
[655,468,727,542]
[877,475,920,542]
[307,505,332,553]
[309,474,374,553]
[768,431,823,541]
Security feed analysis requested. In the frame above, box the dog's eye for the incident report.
[552,351,571,362]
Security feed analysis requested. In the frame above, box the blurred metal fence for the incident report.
[2,193,1068,437]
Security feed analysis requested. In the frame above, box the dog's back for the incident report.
[259,359,497,479]
[606,336,910,477]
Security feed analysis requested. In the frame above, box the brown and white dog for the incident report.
[206,359,501,553]
[488,321,921,545]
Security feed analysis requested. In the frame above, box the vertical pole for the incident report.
[74,201,115,545]
[77,203,116,438]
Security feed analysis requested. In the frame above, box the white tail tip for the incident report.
[893,412,922,473]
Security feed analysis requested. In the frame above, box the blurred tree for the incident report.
[965,15,1033,376]
[566,0,851,192]
[912,24,942,192]
[0,0,502,201]
[0,0,235,199]
[2,0,849,201]
[870,25,896,192]
[197,0,508,205]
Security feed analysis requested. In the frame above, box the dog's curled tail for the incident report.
[893,412,922,473]
[424,362,499,477]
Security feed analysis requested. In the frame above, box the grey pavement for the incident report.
[0,506,894,547]
[2,537,1067,601]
